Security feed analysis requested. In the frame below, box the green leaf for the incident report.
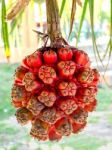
[76,0,88,46]
[102,40,110,61]
[110,0,112,51]
[60,0,66,17]
[89,0,104,68]
[1,0,11,59]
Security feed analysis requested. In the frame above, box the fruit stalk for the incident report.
[46,0,62,46]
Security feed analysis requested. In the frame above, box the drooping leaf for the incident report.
[102,40,110,61]
[10,10,24,33]
[89,0,104,68]
[69,0,82,38]
[6,0,30,20]
[60,0,66,17]
[69,0,77,38]
[103,0,112,86]
[110,0,112,48]
[1,0,11,60]
[76,0,88,46]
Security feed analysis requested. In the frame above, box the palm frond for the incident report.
[1,0,10,60]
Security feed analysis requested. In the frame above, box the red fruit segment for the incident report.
[26,51,42,68]
[40,108,63,124]
[77,86,97,96]
[92,69,100,86]
[14,66,28,82]
[30,119,49,141]
[73,50,90,67]
[22,57,30,69]
[70,108,88,124]
[58,99,78,115]
[15,107,32,125]
[23,72,41,92]
[84,99,97,112]
[55,118,72,136]
[27,96,45,115]
[12,101,22,108]
[38,90,56,107]
[58,61,76,78]
[58,81,77,96]
[43,50,57,64]
[49,127,62,141]
[58,47,73,61]
[38,65,56,84]
[11,85,27,108]
[72,122,87,133]
[76,94,94,105]
[77,68,94,84]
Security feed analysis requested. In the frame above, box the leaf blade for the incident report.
[1,0,11,59]
[76,0,88,46]
[69,0,76,38]
[89,0,104,68]
[60,0,66,17]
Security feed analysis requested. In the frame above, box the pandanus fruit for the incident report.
[11,46,100,141]
[11,0,100,141]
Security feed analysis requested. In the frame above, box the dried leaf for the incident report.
[7,0,30,20]
[76,0,82,7]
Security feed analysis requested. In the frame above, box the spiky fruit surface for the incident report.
[11,46,100,141]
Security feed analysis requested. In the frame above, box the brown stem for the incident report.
[46,0,62,47]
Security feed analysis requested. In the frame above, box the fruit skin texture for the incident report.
[55,117,72,136]
[58,47,73,60]
[38,65,57,84]
[39,107,63,124]
[15,107,32,125]
[30,119,49,141]
[73,50,90,67]
[49,126,62,141]
[27,96,45,115]
[57,61,76,79]
[77,68,94,85]
[58,98,78,115]
[58,81,77,96]
[23,72,41,92]
[11,85,28,108]
[26,51,42,68]
[43,50,57,64]
[14,66,28,82]
[11,46,100,141]
[38,90,56,107]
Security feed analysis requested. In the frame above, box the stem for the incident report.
[46,0,62,47]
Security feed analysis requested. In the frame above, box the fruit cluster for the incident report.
[11,46,100,141]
